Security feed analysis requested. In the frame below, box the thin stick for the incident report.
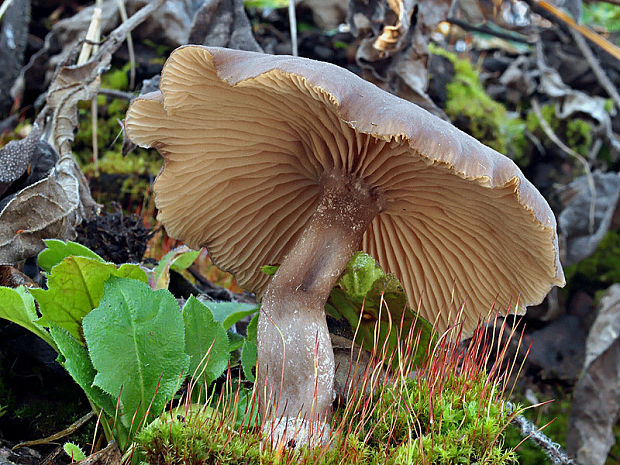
[528,0,620,62]
[77,1,103,175]
[91,0,167,64]
[289,0,298,56]
[569,28,620,111]
[446,17,532,44]
[115,0,136,90]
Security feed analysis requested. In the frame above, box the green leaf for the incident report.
[337,251,385,301]
[151,246,199,290]
[49,324,116,417]
[170,251,200,271]
[31,257,149,342]
[260,265,279,275]
[182,296,230,387]
[30,257,117,341]
[327,252,435,367]
[0,286,56,349]
[244,0,288,9]
[227,331,245,352]
[241,340,257,382]
[246,313,258,344]
[199,301,258,330]
[37,239,103,273]
[82,277,189,429]
[116,263,149,283]
[63,442,86,462]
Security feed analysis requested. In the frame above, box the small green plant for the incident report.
[0,240,258,451]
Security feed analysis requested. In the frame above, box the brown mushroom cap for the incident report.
[125,45,565,334]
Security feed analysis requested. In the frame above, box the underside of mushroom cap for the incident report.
[125,45,565,334]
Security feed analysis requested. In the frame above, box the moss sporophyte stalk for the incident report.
[134,310,523,465]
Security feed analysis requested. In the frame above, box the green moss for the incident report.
[564,230,620,296]
[83,149,161,177]
[136,369,517,464]
[566,118,592,157]
[430,45,528,166]
[359,376,517,465]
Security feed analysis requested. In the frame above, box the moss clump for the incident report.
[430,45,528,166]
[564,230,620,297]
[360,376,517,464]
[136,344,518,464]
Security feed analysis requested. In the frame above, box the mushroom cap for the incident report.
[125,45,565,334]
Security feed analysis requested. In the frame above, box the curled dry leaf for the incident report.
[0,57,107,265]
[348,0,450,117]
[567,284,620,465]
[0,158,93,265]
[557,171,620,266]
[46,58,109,155]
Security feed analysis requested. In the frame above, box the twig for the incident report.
[78,1,103,175]
[506,402,577,464]
[288,0,298,56]
[532,98,597,234]
[12,411,96,450]
[115,0,136,90]
[91,0,168,64]
[569,28,620,111]
[446,17,533,44]
[42,0,168,157]
[77,4,102,65]
[526,0,620,62]
[98,88,135,100]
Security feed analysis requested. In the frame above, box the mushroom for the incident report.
[125,46,564,442]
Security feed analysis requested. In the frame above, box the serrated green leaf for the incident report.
[31,258,149,342]
[49,324,116,417]
[38,239,104,273]
[30,257,117,341]
[63,442,86,462]
[246,313,258,344]
[0,286,56,349]
[116,263,149,283]
[200,301,258,330]
[83,277,189,429]
[182,296,229,387]
[241,340,257,382]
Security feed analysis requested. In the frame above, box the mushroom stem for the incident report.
[257,173,381,443]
